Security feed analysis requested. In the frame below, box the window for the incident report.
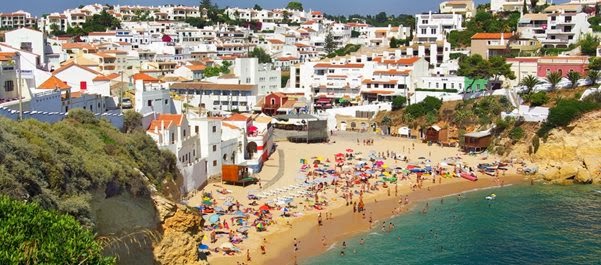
[148,100,152,106]
[80,81,87,90]
[431,28,436,34]
[195,126,199,134]
[4,80,14,92]
[213,160,217,167]
[183,129,186,137]
[212,126,216,133]
[164,99,168,105]
[421,29,427,34]
[213,145,217,152]
[171,133,175,144]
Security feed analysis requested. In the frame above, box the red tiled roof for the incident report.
[314,63,364,69]
[267,39,285,44]
[148,114,184,131]
[185,64,206,71]
[471,33,513,40]
[224,113,249,122]
[373,69,411,75]
[93,75,110,81]
[132,73,160,83]
[38,75,71,90]
[0,52,16,61]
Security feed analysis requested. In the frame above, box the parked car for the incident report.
[120,98,133,109]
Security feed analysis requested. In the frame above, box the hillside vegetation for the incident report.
[0,196,115,264]
[0,110,180,227]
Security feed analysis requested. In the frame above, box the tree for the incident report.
[520,74,541,95]
[391,96,407,110]
[324,31,336,55]
[286,1,303,11]
[203,66,222,77]
[523,0,528,14]
[389,37,399,48]
[351,30,360,38]
[248,47,272,64]
[123,110,143,133]
[567,71,581,88]
[253,4,262,11]
[458,54,492,92]
[546,71,563,90]
[529,91,549,107]
[530,0,538,9]
[0,197,115,264]
[375,12,387,24]
[589,57,601,71]
[489,56,516,84]
[49,24,65,36]
[578,34,600,56]
[588,69,600,86]
[81,10,121,33]
[220,60,232,74]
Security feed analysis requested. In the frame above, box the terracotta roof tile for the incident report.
[38,76,71,90]
[471,33,513,40]
[132,72,160,83]
[314,63,364,68]
[224,113,249,122]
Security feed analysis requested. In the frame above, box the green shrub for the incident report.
[509,126,524,142]
[531,135,540,154]
[537,99,600,137]
[529,91,549,107]
[0,196,115,264]
[391,96,407,110]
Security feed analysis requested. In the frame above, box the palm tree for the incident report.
[587,70,600,86]
[566,71,581,88]
[546,71,562,90]
[519,75,541,94]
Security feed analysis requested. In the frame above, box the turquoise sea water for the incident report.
[304,184,601,265]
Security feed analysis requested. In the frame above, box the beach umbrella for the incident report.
[205,214,220,224]
[346,148,354,153]
[259,205,270,211]
[202,199,212,206]
[335,153,344,157]
[418,157,426,160]
[198,244,210,252]
[214,206,225,213]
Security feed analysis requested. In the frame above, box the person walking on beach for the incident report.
[246,249,251,262]
[260,244,266,255]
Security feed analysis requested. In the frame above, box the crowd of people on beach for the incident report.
[198,136,516,264]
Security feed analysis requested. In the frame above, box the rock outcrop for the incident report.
[520,111,601,184]
[152,194,207,265]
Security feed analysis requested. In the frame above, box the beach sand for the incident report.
[187,131,527,265]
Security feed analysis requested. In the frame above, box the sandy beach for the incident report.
[186,131,528,265]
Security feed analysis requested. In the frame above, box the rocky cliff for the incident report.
[151,194,208,265]
[516,111,601,184]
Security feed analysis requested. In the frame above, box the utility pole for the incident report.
[15,52,22,121]
[120,71,124,113]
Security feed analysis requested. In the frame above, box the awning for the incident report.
[317,97,331,103]
[248,125,258,132]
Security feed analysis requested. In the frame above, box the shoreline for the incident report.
[209,173,527,265]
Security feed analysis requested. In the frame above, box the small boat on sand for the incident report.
[460,172,478,181]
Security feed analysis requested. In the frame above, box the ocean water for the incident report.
[304,184,601,265]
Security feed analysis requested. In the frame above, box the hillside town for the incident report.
[0,0,600,195]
